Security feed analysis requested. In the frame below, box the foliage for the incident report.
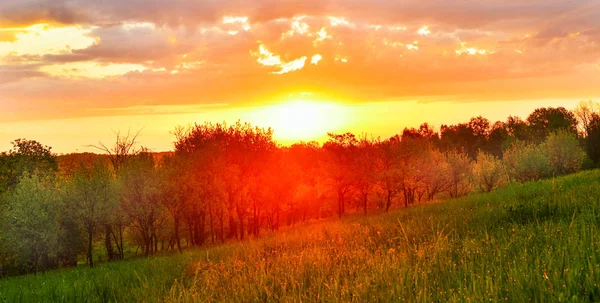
[543,130,585,176]
[526,107,578,142]
[444,150,473,198]
[0,139,57,193]
[2,171,600,302]
[3,174,62,274]
[120,152,167,256]
[586,113,600,165]
[573,100,600,137]
[503,141,551,182]
[62,160,119,267]
[2,104,600,279]
[472,151,507,192]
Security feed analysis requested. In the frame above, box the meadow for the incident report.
[1,170,600,302]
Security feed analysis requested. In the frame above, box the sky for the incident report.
[1,0,599,153]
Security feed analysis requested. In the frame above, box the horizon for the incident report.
[0,98,588,154]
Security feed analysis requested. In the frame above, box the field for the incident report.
[1,170,600,302]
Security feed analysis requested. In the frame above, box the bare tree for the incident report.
[88,129,142,261]
[574,100,600,137]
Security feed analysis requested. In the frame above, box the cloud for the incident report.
[1,0,593,29]
[1,0,599,124]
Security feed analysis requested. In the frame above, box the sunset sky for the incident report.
[1,0,599,153]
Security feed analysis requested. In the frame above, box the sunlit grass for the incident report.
[2,170,600,302]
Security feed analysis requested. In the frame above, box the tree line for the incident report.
[1,101,599,276]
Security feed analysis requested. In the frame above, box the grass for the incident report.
[2,170,600,302]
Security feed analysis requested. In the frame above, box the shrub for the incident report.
[543,130,585,176]
[473,151,507,192]
[444,151,473,198]
[503,141,551,182]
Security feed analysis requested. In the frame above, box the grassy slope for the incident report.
[1,170,600,302]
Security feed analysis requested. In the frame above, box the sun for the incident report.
[255,99,349,143]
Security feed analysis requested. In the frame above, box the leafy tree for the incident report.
[120,152,166,256]
[0,139,57,193]
[527,107,578,143]
[4,174,62,274]
[323,133,358,217]
[503,142,551,182]
[472,151,507,192]
[445,151,473,198]
[91,131,141,261]
[378,139,403,212]
[440,123,477,157]
[543,130,585,176]
[354,136,380,214]
[487,121,510,157]
[63,160,118,267]
[587,113,600,165]
[422,149,451,201]
[505,116,529,141]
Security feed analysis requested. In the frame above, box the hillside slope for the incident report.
[1,170,600,302]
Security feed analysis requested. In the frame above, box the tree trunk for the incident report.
[104,224,114,261]
[385,190,392,212]
[337,189,345,217]
[208,203,215,244]
[88,227,94,268]
[228,214,237,239]
[362,191,368,215]
[174,217,182,252]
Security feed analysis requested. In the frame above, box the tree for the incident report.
[543,130,585,176]
[90,130,141,261]
[354,136,380,214]
[440,123,478,157]
[527,107,578,143]
[505,116,529,142]
[472,151,506,192]
[120,152,167,256]
[487,121,510,157]
[4,174,62,274]
[445,151,473,198]
[323,133,358,217]
[0,139,58,194]
[503,142,551,182]
[174,121,276,241]
[63,160,118,267]
[378,139,402,212]
[422,149,451,201]
[574,100,600,137]
[587,113,600,165]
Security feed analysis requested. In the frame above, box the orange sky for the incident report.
[1,0,599,153]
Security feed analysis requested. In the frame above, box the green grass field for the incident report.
[2,170,600,302]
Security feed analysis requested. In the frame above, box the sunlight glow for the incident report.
[253,100,349,142]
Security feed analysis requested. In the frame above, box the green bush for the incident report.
[503,141,551,182]
[473,151,507,192]
[543,130,585,176]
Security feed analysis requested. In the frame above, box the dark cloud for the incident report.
[1,0,599,124]
[1,0,593,29]
[0,64,47,84]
